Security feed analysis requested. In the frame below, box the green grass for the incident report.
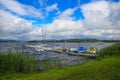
[0,56,120,80]
[0,52,35,74]
[99,42,120,57]
[0,42,120,80]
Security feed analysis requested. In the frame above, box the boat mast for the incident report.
[41,26,46,45]
[22,29,26,53]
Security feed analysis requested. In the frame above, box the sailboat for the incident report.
[26,26,46,51]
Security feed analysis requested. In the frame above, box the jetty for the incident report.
[44,48,98,57]
[25,44,98,57]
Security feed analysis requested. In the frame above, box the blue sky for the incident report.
[0,0,120,40]
[18,0,86,24]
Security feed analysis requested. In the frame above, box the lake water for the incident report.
[0,42,115,68]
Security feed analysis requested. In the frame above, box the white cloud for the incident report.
[39,0,48,8]
[32,1,120,40]
[81,1,120,39]
[0,9,33,40]
[108,2,120,28]
[81,1,111,28]
[43,8,84,39]
[58,8,76,20]
[28,26,44,40]
[0,0,43,18]
[46,4,58,12]
[27,8,84,40]
[0,0,120,40]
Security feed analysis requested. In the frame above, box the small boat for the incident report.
[87,47,97,53]
[26,44,46,51]
[67,46,97,57]
[35,45,44,51]
[70,46,87,53]
[26,44,63,52]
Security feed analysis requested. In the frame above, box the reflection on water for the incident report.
[0,42,115,66]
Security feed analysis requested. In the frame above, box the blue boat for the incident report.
[70,46,87,53]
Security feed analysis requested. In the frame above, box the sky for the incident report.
[0,0,120,40]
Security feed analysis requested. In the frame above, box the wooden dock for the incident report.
[45,49,98,57]
[25,44,98,57]
[66,52,98,57]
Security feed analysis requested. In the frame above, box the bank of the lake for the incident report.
[0,42,120,80]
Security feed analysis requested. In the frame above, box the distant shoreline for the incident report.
[0,39,120,43]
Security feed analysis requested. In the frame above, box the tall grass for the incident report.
[0,52,35,74]
[99,42,120,57]
[1,56,120,80]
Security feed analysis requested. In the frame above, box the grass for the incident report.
[0,52,35,74]
[0,56,120,80]
[99,42,120,57]
[0,42,120,80]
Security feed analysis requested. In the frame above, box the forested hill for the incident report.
[28,39,120,42]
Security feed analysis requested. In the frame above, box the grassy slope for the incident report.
[0,56,120,80]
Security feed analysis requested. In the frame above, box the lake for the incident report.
[0,42,115,68]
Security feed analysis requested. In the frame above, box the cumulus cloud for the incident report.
[108,1,120,28]
[81,1,111,29]
[58,8,76,20]
[81,1,120,39]
[27,7,84,40]
[45,19,83,39]
[0,0,43,18]
[0,0,120,40]
[43,8,84,39]
[27,26,46,40]
[31,1,120,40]
[0,9,33,40]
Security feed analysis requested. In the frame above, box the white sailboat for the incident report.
[26,26,46,51]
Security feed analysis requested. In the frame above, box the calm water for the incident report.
[0,42,115,66]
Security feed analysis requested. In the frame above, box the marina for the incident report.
[24,42,105,57]
[0,42,115,61]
